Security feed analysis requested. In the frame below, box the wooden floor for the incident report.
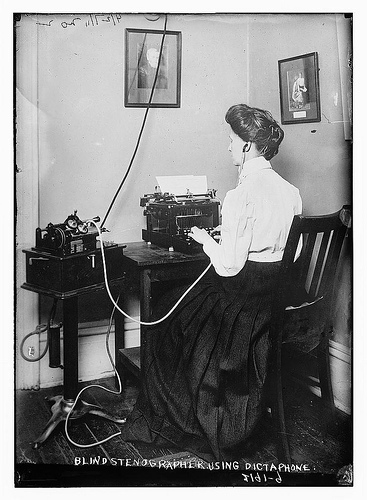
[15,374,352,487]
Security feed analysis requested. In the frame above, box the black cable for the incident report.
[126,32,148,98]
[101,14,168,228]
[19,298,58,362]
[19,324,48,362]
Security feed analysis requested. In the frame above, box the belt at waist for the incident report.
[247,251,283,263]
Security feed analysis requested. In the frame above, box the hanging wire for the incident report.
[90,220,212,326]
[64,297,125,448]
[101,14,168,228]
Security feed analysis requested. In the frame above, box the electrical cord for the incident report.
[101,14,168,228]
[19,324,48,362]
[23,14,170,443]
[19,298,58,362]
[61,14,214,447]
[65,227,212,448]
[64,298,125,448]
[99,12,214,327]
[89,220,212,326]
[18,13,218,449]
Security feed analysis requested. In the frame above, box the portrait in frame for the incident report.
[278,52,321,124]
[125,28,182,108]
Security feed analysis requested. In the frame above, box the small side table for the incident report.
[21,245,126,448]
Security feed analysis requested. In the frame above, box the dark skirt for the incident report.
[121,260,281,462]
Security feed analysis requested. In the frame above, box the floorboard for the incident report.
[15,374,352,486]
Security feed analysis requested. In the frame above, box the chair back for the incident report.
[268,206,351,463]
[276,205,351,310]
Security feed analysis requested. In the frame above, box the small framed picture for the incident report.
[125,28,182,108]
[278,52,321,124]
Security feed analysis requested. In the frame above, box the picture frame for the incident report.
[125,28,182,108]
[278,52,321,124]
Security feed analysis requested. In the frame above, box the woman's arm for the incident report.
[190,189,254,277]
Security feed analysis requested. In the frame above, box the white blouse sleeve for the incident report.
[202,188,255,277]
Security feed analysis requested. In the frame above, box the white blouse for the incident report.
[203,156,302,277]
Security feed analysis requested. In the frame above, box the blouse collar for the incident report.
[238,156,272,184]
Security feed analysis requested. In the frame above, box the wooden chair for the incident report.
[269,205,351,463]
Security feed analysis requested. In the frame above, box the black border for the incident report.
[15,464,345,487]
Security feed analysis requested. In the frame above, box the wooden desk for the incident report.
[115,241,209,380]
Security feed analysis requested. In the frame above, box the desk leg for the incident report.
[140,269,152,370]
[63,296,79,401]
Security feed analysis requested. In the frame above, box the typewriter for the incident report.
[140,189,220,254]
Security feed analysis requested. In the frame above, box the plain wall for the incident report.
[247,13,351,214]
[30,12,251,338]
[35,14,250,242]
[34,13,351,240]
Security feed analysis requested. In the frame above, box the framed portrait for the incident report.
[125,28,182,108]
[278,52,321,124]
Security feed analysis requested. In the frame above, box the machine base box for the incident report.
[23,245,124,294]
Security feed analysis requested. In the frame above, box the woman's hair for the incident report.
[225,104,284,160]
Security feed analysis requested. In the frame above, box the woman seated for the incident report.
[121,104,302,462]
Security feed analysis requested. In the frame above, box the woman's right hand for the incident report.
[188,226,212,245]
[210,225,222,240]
[211,225,221,233]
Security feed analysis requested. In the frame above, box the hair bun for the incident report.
[225,104,284,160]
[269,124,281,142]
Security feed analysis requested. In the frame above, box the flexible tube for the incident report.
[64,302,124,448]
[65,229,211,448]
[63,13,213,447]
[64,220,212,448]
[89,220,212,326]
[101,14,168,228]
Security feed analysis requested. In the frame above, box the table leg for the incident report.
[33,296,79,448]
[63,296,79,401]
[140,269,152,370]
[33,295,126,449]
[114,294,125,388]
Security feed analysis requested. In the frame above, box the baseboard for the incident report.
[291,340,351,415]
[329,340,352,415]
[29,321,352,413]
[38,317,140,389]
